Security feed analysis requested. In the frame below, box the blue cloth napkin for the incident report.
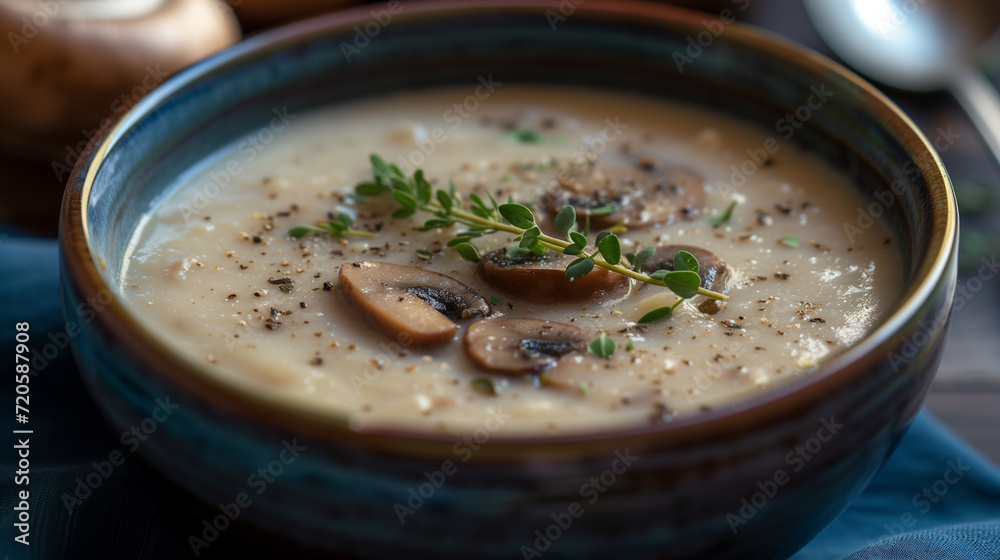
[2,237,1000,559]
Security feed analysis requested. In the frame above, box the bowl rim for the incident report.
[61,0,956,454]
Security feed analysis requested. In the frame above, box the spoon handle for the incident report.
[950,66,1000,171]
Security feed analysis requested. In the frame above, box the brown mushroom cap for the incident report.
[464,318,589,374]
[640,245,731,294]
[339,261,489,347]
[0,0,240,161]
[477,249,628,303]
[546,159,705,230]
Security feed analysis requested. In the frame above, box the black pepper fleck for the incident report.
[649,403,672,424]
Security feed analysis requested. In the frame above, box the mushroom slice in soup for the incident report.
[546,156,705,229]
[477,249,629,303]
[640,244,731,294]
[464,318,589,374]
[339,261,489,347]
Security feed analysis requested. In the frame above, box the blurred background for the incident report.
[0,0,997,461]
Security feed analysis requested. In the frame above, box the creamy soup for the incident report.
[120,86,902,435]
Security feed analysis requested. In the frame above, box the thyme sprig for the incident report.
[292,154,727,321]
[289,211,373,239]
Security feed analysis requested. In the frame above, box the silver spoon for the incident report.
[804,0,1000,165]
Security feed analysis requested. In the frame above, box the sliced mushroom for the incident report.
[477,249,628,303]
[640,245,731,294]
[464,318,589,374]
[546,157,705,229]
[339,261,489,347]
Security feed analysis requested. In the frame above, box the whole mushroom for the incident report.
[0,0,241,162]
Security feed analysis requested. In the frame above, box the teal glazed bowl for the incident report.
[60,1,957,558]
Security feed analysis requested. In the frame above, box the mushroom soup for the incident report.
[120,86,902,435]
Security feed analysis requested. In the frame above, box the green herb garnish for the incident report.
[711,200,738,228]
[289,211,373,239]
[589,332,617,358]
[489,296,502,305]
[292,155,728,322]
[455,242,481,263]
[471,377,497,396]
[780,236,799,248]
[507,129,544,144]
[638,304,679,323]
[415,249,432,260]
[625,338,635,351]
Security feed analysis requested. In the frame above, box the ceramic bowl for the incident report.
[60,1,957,558]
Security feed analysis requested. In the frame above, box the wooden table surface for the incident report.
[2,0,997,464]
